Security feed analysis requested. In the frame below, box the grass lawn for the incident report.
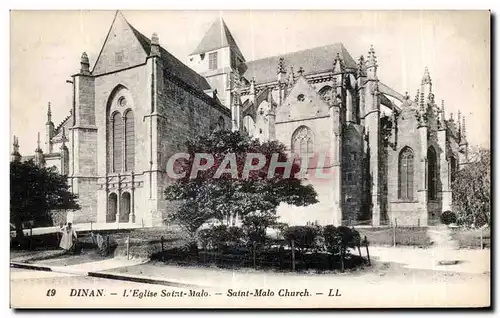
[10,226,189,260]
[356,227,431,247]
[356,226,490,249]
[451,227,491,249]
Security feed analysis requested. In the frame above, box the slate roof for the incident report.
[243,43,358,85]
[190,18,245,60]
[123,14,212,92]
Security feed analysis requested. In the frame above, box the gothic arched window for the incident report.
[112,112,123,173]
[292,126,313,159]
[398,146,414,201]
[215,116,225,131]
[106,86,135,174]
[428,146,438,200]
[124,110,135,171]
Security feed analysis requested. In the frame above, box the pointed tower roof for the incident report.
[190,17,245,60]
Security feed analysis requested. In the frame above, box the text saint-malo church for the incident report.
[11,12,469,227]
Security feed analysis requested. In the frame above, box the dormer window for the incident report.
[209,52,218,70]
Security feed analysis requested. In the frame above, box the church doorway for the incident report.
[107,193,117,223]
[120,192,131,223]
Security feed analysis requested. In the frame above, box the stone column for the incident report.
[122,114,127,172]
[116,173,121,223]
[130,171,135,223]
[346,89,354,124]
[330,91,342,226]
[105,179,110,223]
[418,125,429,225]
[110,117,114,173]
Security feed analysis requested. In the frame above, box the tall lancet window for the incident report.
[124,110,135,171]
[428,146,438,200]
[107,85,134,174]
[398,146,414,201]
[292,126,314,159]
[112,112,123,173]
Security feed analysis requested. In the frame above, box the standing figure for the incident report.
[59,222,78,252]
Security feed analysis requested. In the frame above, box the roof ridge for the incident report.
[91,11,120,74]
[247,43,353,65]
[123,17,152,54]
[243,43,358,85]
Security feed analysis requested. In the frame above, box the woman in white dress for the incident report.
[59,222,78,252]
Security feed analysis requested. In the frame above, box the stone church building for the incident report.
[11,12,468,227]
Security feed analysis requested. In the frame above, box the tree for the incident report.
[10,160,80,238]
[451,147,490,227]
[164,130,318,244]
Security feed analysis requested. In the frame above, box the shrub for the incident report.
[323,225,361,254]
[227,226,245,247]
[241,210,278,246]
[323,225,342,254]
[337,226,361,249]
[441,211,457,225]
[197,228,212,249]
[197,225,246,251]
[208,225,230,251]
[283,225,321,252]
[272,222,289,240]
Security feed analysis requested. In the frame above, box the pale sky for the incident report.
[10,10,490,154]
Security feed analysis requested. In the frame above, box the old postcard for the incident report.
[10,10,491,309]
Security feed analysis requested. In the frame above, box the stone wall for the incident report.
[342,124,365,222]
[155,69,231,222]
[72,177,98,223]
[387,107,425,225]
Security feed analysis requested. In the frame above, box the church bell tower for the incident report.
[187,17,245,109]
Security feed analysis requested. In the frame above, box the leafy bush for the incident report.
[441,211,457,225]
[208,225,229,250]
[283,226,321,252]
[241,210,278,246]
[323,226,361,254]
[196,225,245,251]
[227,226,245,247]
[337,226,361,248]
[272,222,289,240]
[197,228,212,249]
[323,225,342,254]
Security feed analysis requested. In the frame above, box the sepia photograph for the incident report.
[9,9,491,308]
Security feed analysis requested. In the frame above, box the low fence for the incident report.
[353,225,490,249]
[153,236,372,272]
[340,217,427,228]
[355,226,431,247]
